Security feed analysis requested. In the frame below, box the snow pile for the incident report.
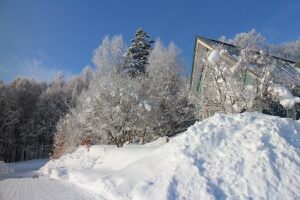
[0,161,14,174]
[41,113,300,200]
[269,84,300,109]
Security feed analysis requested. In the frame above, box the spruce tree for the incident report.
[125,28,154,75]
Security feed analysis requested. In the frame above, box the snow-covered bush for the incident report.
[201,45,300,117]
[204,30,300,116]
[52,34,194,156]
[201,47,271,114]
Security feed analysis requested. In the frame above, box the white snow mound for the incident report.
[0,161,14,174]
[40,113,300,200]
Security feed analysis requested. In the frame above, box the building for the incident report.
[191,36,300,120]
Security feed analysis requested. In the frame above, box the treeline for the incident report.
[0,67,93,162]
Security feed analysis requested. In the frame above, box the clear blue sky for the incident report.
[1,0,299,82]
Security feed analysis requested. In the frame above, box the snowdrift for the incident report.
[40,113,300,200]
[0,161,14,175]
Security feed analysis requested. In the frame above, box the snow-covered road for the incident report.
[0,159,102,200]
[0,178,99,200]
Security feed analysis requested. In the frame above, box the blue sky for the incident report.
[0,0,299,82]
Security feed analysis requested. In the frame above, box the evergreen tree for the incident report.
[125,28,154,75]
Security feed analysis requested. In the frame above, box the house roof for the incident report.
[191,36,300,88]
[196,35,297,64]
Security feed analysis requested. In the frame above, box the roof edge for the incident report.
[195,35,296,64]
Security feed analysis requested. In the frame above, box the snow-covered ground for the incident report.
[1,113,300,200]
[0,178,99,200]
[0,159,101,199]
[0,159,47,180]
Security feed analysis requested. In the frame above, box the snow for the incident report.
[0,178,98,200]
[0,159,48,181]
[0,161,14,175]
[138,101,152,111]
[270,84,295,99]
[296,66,300,75]
[39,113,300,200]
[207,49,228,65]
[0,159,101,200]
[208,49,221,64]
[280,98,300,109]
[143,101,152,111]
[269,84,300,109]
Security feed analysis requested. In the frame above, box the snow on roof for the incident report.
[268,84,300,109]
[194,36,300,89]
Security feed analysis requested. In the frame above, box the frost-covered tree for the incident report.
[0,78,47,162]
[53,36,148,153]
[52,36,194,156]
[221,29,300,62]
[124,28,154,75]
[200,47,274,115]
[213,30,300,117]
[146,40,194,136]
[68,65,94,106]
[221,29,265,51]
[268,39,300,62]
[200,43,300,118]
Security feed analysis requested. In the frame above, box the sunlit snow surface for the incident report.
[38,113,300,200]
[0,159,101,200]
[1,113,300,200]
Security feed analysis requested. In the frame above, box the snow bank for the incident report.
[41,113,300,200]
[269,84,300,109]
[7,159,48,172]
[0,161,14,174]
[0,159,48,181]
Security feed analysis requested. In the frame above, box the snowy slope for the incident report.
[40,113,300,200]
